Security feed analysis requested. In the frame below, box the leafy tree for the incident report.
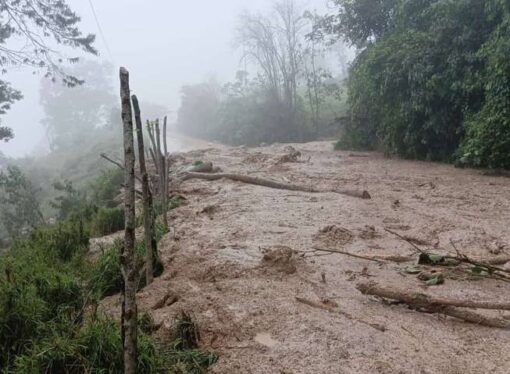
[324,0,510,168]
[49,180,84,220]
[0,0,96,141]
[0,165,44,239]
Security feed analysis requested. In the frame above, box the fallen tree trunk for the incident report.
[181,172,371,199]
[481,255,510,266]
[357,282,510,311]
[357,282,510,328]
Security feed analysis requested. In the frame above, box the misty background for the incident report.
[2,0,341,157]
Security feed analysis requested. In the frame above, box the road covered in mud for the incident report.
[104,141,510,374]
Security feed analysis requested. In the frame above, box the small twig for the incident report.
[312,246,386,263]
[101,153,142,183]
[295,296,386,332]
[384,228,425,254]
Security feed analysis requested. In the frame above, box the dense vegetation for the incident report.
[0,214,215,373]
[326,0,510,169]
[0,158,213,372]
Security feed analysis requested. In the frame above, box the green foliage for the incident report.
[91,207,125,237]
[457,12,510,169]
[88,239,123,298]
[27,219,89,262]
[88,168,124,208]
[90,224,167,299]
[324,0,510,168]
[50,180,85,221]
[0,214,213,373]
[0,222,87,369]
[172,312,200,351]
[9,316,174,374]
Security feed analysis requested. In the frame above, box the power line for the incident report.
[87,0,114,62]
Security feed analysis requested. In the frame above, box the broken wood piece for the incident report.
[295,297,386,332]
[356,282,510,328]
[387,229,510,277]
[373,255,415,263]
[151,291,179,310]
[181,172,371,199]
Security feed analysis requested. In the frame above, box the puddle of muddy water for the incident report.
[254,332,280,348]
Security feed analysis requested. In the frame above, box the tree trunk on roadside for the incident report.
[119,67,137,374]
[132,94,155,286]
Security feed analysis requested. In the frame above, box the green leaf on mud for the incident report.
[425,273,444,286]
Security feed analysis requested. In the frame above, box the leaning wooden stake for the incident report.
[119,67,138,373]
[132,94,155,286]
[161,116,169,228]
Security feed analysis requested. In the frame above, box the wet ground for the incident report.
[101,141,510,374]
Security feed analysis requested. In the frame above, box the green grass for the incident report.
[0,216,215,373]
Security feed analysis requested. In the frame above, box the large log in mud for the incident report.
[357,282,510,328]
[181,172,371,199]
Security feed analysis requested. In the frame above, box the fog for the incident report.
[3,0,332,157]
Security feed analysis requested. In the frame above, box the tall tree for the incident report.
[237,0,306,126]
[0,0,96,141]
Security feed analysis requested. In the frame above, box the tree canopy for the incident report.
[0,0,96,142]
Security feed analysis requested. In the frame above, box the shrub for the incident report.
[90,229,166,299]
[0,220,214,373]
[91,207,125,237]
[0,248,85,368]
[10,317,172,373]
[88,168,124,208]
[27,218,89,261]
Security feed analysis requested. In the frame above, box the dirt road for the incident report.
[105,141,510,373]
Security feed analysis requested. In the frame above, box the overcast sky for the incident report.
[1,0,333,157]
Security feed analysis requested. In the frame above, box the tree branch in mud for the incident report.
[312,246,387,263]
[356,282,510,329]
[180,172,371,199]
[385,228,510,277]
[295,297,386,332]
